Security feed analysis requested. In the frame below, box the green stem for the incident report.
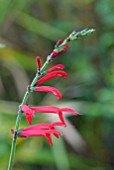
[8,112,22,170]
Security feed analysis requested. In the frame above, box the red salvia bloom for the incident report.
[36,56,41,71]
[51,45,69,58]
[21,105,77,125]
[34,86,62,100]
[47,64,65,73]
[11,123,61,146]
[36,71,68,85]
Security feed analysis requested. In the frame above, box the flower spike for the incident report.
[8,29,95,169]
[36,71,68,85]
[34,86,62,100]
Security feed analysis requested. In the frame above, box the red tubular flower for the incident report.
[51,45,69,58]
[21,124,61,146]
[34,86,62,100]
[47,64,65,73]
[36,56,41,71]
[21,104,77,125]
[60,108,78,115]
[36,71,68,85]
[11,124,61,146]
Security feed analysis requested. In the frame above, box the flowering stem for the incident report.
[7,28,95,170]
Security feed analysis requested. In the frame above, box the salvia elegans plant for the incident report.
[8,28,95,170]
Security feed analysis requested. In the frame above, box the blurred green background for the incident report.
[0,0,114,170]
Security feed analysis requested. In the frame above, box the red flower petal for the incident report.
[34,86,62,100]
[45,133,53,146]
[47,64,65,73]
[22,122,62,131]
[36,56,41,70]
[32,106,60,113]
[60,108,77,115]
[20,129,46,137]
[58,111,66,126]
[21,105,35,124]
[25,113,33,124]
[36,71,68,85]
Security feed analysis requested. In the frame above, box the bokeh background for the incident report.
[0,0,114,170]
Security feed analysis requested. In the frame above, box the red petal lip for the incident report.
[47,64,65,73]
[36,56,41,70]
[36,71,68,85]
[25,113,33,124]
[34,86,62,100]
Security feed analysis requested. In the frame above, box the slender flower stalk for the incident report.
[7,28,95,170]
